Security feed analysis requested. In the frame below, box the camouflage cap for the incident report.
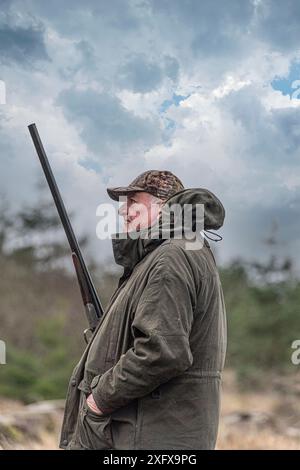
[107,170,184,201]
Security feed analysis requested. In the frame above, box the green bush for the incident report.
[221,261,300,386]
[0,316,79,403]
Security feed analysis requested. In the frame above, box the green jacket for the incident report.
[59,188,227,450]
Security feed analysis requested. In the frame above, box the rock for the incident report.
[0,399,64,449]
[224,411,275,427]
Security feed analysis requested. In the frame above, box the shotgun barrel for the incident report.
[28,123,103,339]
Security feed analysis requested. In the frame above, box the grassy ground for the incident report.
[1,370,300,450]
[216,371,300,450]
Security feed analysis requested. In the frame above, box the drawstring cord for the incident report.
[202,230,223,242]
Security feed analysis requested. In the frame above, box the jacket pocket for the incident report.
[137,376,221,450]
[78,396,113,450]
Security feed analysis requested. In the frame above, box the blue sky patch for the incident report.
[271,61,300,99]
[160,93,190,112]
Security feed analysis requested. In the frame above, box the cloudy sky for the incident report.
[1,0,300,271]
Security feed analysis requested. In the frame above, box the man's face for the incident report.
[118,191,163,232]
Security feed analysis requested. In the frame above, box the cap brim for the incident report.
[106,186,145,201]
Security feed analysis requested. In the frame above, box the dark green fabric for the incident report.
[59,188,227,450]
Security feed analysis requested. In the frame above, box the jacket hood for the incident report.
[112,188,225,273]
[161,187,225,231]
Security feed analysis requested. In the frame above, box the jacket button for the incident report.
[71,379,76,387]
[62,439,68,446]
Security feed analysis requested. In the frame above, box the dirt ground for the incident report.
[217,371,300,450]
[1,370,300,450]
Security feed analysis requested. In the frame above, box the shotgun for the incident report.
[28,123,103,342]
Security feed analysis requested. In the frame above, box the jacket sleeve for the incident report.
[91,245,196,413]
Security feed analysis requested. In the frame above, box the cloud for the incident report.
[18,0,141,38]
[271,107,300,154]
[118,55,163,93]
[149,0,255,76]
[1,0,300,272]
[57,88,161,157]
[0,24,49,66]
[255,0,300,52]
[119,56,163,93]
[117,54,179,93]
[218,85,300,171]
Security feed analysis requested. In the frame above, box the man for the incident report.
[60,170,227,450]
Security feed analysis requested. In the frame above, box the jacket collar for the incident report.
[112,230,164,273]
